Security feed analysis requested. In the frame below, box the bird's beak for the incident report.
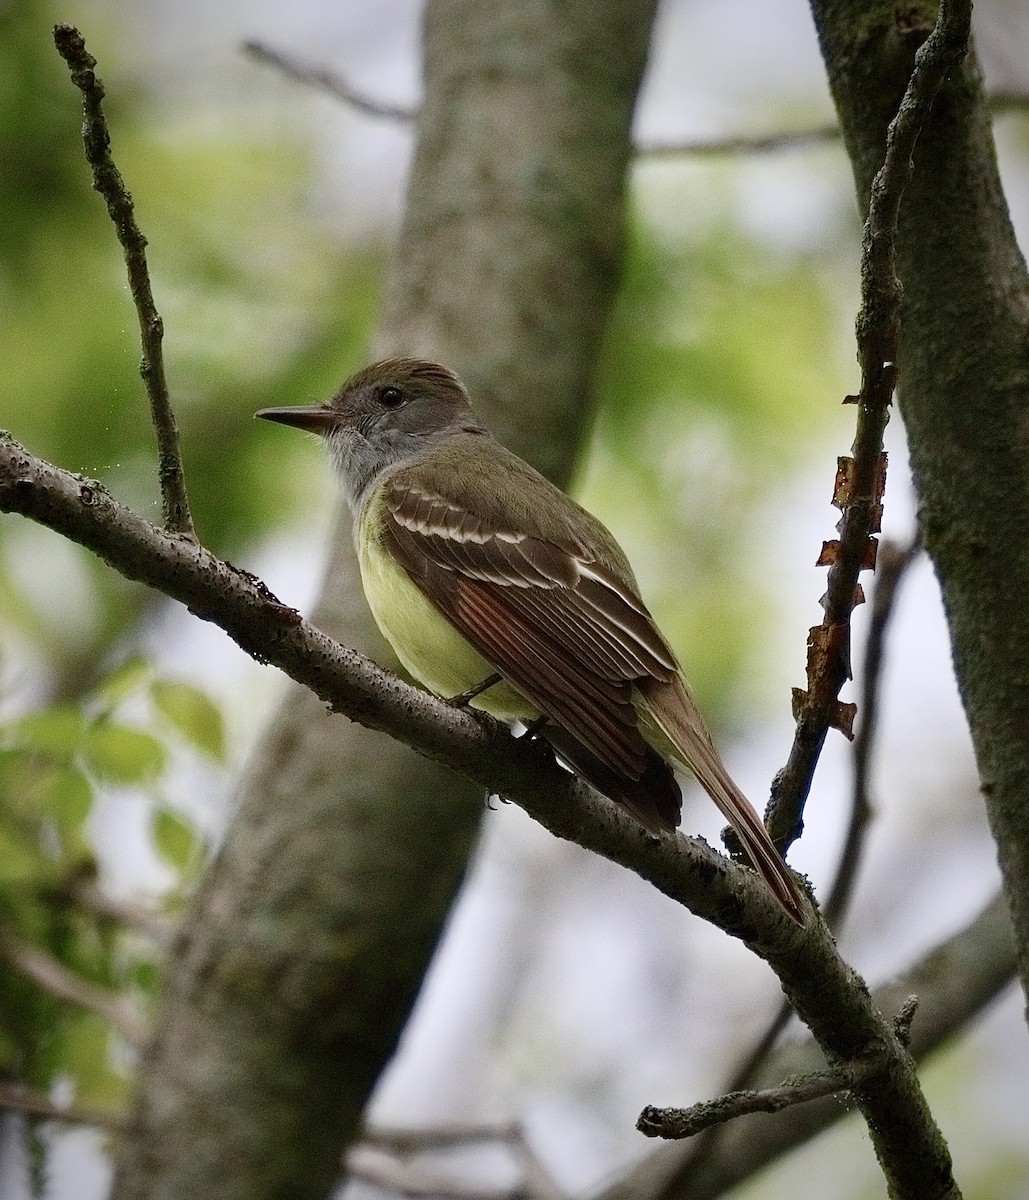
[255,405,338,433]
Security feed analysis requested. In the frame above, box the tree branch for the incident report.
[635,91,1029,158]
[677,530,922,1182]
[814,0,1029,1013]
[0,432,788,931]
[0,429,962,1199]
[240,37,1029,161]
[599,890,1013,1200]
[825,532,921,928]
[362,1122,521,1154]
[52,24,194,539]
[0,929,145,1046]
[0,1080,123,1131]
[242,39,417,122]
[637,126,841,156]
[354,1120,565,1200]
[637,1057,880,1140]
[66,876,173,944]
[768,0,971,849]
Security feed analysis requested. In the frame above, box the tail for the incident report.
[637,675,807,924]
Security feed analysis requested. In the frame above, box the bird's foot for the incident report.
[448,673,503,707]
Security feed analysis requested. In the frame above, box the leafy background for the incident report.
[1,0,1028,1195]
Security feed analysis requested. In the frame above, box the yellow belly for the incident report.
[357,521,537,723]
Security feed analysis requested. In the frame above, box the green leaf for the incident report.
[0,821,45,884]
[54,1012,129,1111]
[131,956,160,999]
[152,807,202,873]
[36,765,93,836]
[151,680,226,761]
[92,657,151,711]
[82,723,166,785]
[9,706,87,759]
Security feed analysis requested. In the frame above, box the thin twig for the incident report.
[68,876,173,944]
[0,931,146,1047]
[659,1000,796,1186]
[243,40,417,122]
[602,892,1012,1200]
[52,24,194,539]
[823,532,921,928]
[636,125,841,157]
[637,1057,880,1140]
[679,532,919,1181]
[768,0,971,849]
[348,1151,527,1200]
[363,1121,521,1154]
[243,36,1029,161]
[356,1120,565,1200]
[0,1079,123,1131]
[635,91,1029,159]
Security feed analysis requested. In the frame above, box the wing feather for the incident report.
[388,481,675,672]
[368,434,801,915]
[382,478,676,781]
[454,581,644,777]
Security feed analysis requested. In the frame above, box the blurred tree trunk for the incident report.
[810,1,1029,1007]
[111,1,657,1198]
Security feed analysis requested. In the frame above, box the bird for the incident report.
[257,358,806,923]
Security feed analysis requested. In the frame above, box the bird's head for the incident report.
[257,358,485,511]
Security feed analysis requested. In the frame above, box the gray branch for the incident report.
[637,1058,881,1140]
[243,39,417,122]
[0,430,964,1200]
[0,929,145,1047]
[769,0,971,851]
[52,25,194,539]
[600,891,1013,1200]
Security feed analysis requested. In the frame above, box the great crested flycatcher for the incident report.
[257,358,806,923]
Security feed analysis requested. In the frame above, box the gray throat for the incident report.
[327,430,399,517]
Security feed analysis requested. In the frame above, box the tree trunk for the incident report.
[111,1,658,1197]
[810,0,1029,1011]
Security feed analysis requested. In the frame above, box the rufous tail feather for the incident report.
[637,676,807,924]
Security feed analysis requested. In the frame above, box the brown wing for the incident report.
[381,462,802,916]
[381,476,678,787]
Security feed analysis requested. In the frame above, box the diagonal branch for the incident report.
[677,531,923,1181]
[0,432,961,1200]
[242,39,417,121]
[768,0,971,849]
[0,1079,123,1131]
[0,929,145,1046]
[824,532,921,928]
[0,432,777,929]
[52,24,194,539]
[599,890,1013,1200]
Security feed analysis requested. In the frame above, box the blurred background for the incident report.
[1,0,1028,1196]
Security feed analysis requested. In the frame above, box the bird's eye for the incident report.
[378,386,405,409]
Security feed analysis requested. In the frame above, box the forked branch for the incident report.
[768,0,972,849]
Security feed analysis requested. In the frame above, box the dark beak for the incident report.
[255,405,338,433]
